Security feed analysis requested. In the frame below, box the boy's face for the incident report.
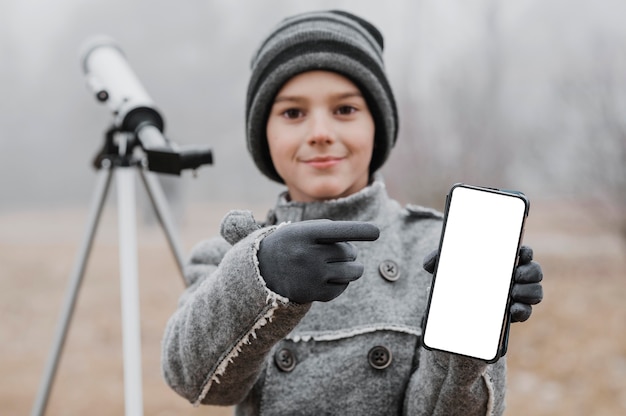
[266,70,375,202]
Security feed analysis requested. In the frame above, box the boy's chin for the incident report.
[288,180,365,203]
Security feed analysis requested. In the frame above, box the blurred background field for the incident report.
[1,0,625,414]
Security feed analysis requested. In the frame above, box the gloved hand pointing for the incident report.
[258,220,380,304]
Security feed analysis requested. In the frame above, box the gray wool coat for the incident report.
[161,178,506,415]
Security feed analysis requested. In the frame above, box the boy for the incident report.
[161,10,543,415]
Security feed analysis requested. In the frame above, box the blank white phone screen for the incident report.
[423,186,527,361]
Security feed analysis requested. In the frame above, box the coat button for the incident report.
[275,348,296,372]
[368,345,393,370]
[379,260,400,282]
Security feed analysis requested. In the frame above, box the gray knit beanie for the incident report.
[246,10,399,183]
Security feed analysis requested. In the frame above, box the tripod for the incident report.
[31,130,194,416]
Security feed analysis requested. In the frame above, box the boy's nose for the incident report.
[307,113,335,145]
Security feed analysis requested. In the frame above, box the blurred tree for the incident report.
[557,35,626,240]
[385,0,512,208]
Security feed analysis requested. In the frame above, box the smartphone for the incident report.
[422,183,529,362]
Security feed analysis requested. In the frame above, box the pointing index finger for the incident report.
[312,221,380,244]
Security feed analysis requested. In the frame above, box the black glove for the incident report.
[422,245,543,322]
[258,220,379,304]
[509,246,543,322]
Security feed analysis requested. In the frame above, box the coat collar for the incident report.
[268,175,387,224]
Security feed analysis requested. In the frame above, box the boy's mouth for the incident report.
[303,155,344,169]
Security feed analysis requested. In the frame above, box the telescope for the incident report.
[33,36,208,416]
[81,36,213,174]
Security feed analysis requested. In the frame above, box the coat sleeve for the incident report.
[404,348,506,415]
[161,225,310,406]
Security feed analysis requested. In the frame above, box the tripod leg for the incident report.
[138,168,186,281]
[31,164,114,416]
[116,167,144,416]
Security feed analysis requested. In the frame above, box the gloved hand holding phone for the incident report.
[422,245,543,323]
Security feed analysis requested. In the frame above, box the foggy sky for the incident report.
[1,0,625,213]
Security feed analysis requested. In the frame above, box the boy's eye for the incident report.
[282,108,303,119]
[336,105,357,115]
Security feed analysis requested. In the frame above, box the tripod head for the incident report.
[81,36,213,174]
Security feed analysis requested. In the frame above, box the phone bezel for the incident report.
[421,183,529,363]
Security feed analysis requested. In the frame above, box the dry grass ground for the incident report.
[1,199,624,415]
